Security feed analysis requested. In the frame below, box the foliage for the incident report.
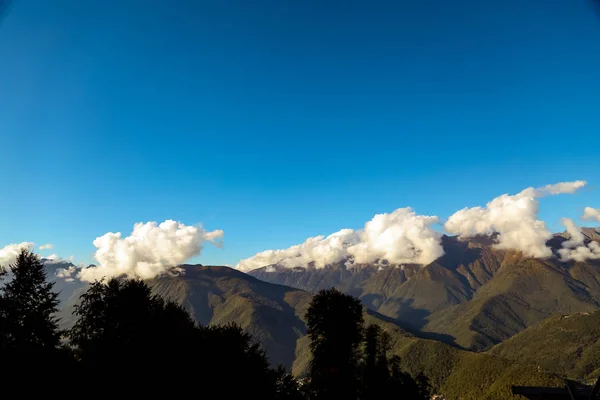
[1,250,62,351]
[275,366,306,400]
[306,287,364,399]
[0,249,72,393]
[305,289,430,399]
[361,324,430,400]
[68,277,284,397]
[295,312,565,400]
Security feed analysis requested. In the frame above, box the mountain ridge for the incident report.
[247,232,600,351]
[54,263,571,399]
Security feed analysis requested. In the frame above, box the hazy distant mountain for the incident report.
[248,230,600,351]
[41,258,87,302]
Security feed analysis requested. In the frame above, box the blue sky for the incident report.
[1,0,599,266]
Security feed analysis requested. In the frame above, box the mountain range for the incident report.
[249,229,600,351]
[53,263,565,399]
[48,228,600,399]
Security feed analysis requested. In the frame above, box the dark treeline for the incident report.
[0,250,429,399]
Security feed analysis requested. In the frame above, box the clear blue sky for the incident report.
[1,0,599,266]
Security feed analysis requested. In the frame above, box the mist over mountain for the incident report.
[41,258,88,302]
[248,229,600,350]
[45,222,600,397]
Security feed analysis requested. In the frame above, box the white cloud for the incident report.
[560,218,585,248]
[236,207,443,272]
[56,265,78,282]
[236,229,360,272]
[559,242,600,262]
[534,181,586,196]
[39,244,53,250]
[77,220,224,282]
[0,242,34,267]
[346,208,444,265]
[444,181,586,258]
[583,207,600,223]
[558,218,600,262]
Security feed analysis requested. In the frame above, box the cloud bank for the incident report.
[558,218,600,262]
[39,244,53,250]
[236,207,443,272]
[56,265,77,282]
[76,220,224,282]
[0,242,34,268]
[444,181,586,258]
[583,207,600,223]
[236,180,592,272]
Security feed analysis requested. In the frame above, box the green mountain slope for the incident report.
[423,254,600,350]
[489,310,600,382]
[148,265,311,368]
[292,310,563,400]
[58,264,566,399]
[249,232,600,351]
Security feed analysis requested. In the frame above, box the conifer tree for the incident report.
[0,249,61,353]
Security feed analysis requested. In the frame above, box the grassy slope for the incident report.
[292,310,563,400]
[422,254,600,350]
[489,310,600,382]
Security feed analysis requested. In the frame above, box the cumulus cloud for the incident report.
[534,181,586,196]
[56,265,77,282]
[77,220,224,282]
[560,218,585,248]
[559,242,600,262]
[39,243,53,250]
[444,181,586,258]
[583,207,600,223]
[558,218,600,262]
[236,207,443,272]
[346,208,444,265]
[0,242,34,267]
[236,229,360,272]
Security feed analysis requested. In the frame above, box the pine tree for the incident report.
[0,249,61,353]
[0,249,66,393]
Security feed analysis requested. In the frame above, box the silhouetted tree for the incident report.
[361,324,392,400]
[69,278,282,398]
[275,366,305,400]
[200,323,279,398]
[69,278,199,395]
[0,250,67,391]
[0,264,7,355]
[306,288,364,399]
[0,250,61,351]
[389,355,431,400]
